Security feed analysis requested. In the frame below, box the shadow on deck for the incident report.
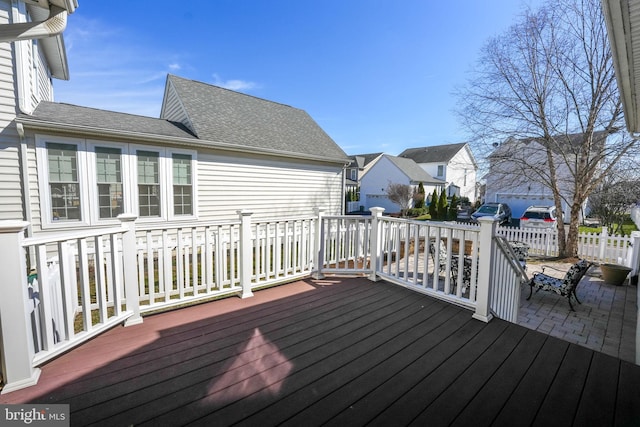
[1,276,639,426]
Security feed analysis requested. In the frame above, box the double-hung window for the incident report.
[47,142,81,221]
[172,153,193,215]
[38,135,198,228]
[137,150,161,218]
[95,147,124,219]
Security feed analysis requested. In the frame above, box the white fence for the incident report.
[492,225,635,265]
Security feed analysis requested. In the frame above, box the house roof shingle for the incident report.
[383,155,444,184]
[18,74,348,164]
[20,102,198,139]
[163,75,348,162]
[398,142,469,163]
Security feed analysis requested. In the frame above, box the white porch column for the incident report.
[368,207,385,282]
[0,221,41,393]
[312,207,325,280]
[237,210,254,298]
[473,217,497,322]
[118,214,142,326]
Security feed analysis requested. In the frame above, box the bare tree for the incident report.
[456,0,639,256]
[386,183,414,217]
[587,160,640,234]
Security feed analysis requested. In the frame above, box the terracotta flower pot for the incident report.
[600,263,632,286]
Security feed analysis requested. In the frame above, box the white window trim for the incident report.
[168,148,198,221]
[86,140,132,225]
[36,135,91,229]
[37,135,199,229]
[130,144,198,223]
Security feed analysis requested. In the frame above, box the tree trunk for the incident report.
[564,201,582,257]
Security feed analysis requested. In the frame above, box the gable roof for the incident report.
[378,155,444,185]
[490,131,609,158]
[161,75,347,162]
[18,75,348,165]
[398,142,469,163]
[348,152,384,168]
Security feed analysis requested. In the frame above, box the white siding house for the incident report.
[398,142,478,202]
[0,1,74,226]
[483,133,607,220]
[0,2,349,235]
[359,154,444,213]
[16,75,348,234]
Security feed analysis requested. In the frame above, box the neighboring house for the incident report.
[358,154,444,213]
[0,1,349,236]
[398,142,478,202]
[344,152,383,211]
[483,132,607,220]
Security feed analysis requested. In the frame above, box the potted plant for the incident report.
[600,263,632,286]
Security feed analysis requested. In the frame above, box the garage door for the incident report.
[365,194,400,214]
[496,194,554,218]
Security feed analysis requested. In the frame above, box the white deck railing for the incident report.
[4,209,638,394]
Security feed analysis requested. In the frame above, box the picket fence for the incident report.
[495,225,634,264]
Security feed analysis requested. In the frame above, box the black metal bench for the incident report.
[526,259,592,311]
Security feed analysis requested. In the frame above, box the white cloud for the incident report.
[169,63,181,71]
[212,74,259,92]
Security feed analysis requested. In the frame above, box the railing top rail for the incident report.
[22,225,127,247]
[136,220,242,232]
[379,217,481,232]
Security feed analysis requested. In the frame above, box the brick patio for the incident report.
[518,261,637,364]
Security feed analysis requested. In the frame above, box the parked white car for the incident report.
[519,206,558,229]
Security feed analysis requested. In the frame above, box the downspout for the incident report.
[16,123,33,236]
[0,5,68,43]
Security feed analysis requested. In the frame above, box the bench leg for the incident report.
[526,281,534,301]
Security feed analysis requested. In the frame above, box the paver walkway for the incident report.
[519,261,637,364]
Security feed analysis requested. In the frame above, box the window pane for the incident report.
[172,153,191,185]
[137,151,159,184]
[173,185,192,215]
[96,147,123,219]
[137,151,160,217]
[50,183,81,221]
[138,184,160,217]
[47,143,81,221]
[172,154,192,215]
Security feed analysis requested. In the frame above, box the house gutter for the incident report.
[0,5,67,43]
[15,117,351,166]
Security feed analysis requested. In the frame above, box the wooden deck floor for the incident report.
[1,277,640,426]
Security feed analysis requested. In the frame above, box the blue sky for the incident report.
[54,1,542,156]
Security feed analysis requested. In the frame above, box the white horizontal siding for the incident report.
[197,152,343,221]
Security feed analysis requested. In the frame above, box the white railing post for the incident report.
[118,214,142,326]
[237,210,254,298]
[0,221,41,393]
[312,207,325,279]
[368,207,385,282]
[628,231,640,276]
[474,217,497,322]
[599,226,608,262]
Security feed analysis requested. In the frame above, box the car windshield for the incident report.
[477,205,498,214]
